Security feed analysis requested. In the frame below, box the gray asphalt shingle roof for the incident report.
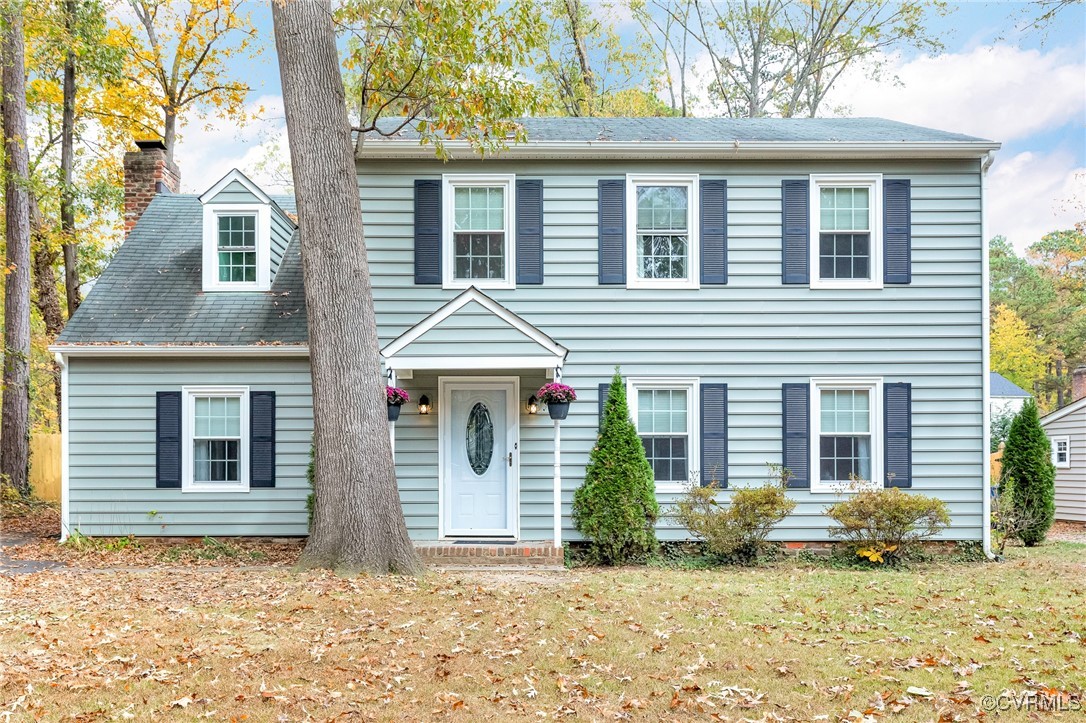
[369,116,992,144]
[990,372,1031,398]
[56,194,307,346]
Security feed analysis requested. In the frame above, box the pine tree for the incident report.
[1002,399,1056,546]
[572,368,659,563]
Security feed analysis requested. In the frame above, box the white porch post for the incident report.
[387,368,396,462]
[553,417,561,549]
[552,365,563,549]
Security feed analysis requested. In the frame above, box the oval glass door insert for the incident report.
[465,402,495,475]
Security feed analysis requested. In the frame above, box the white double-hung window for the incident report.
[442,174,515,289]
[810,174,882,289]
[811,378,882,491]
[1051,435,1070,468]
[627,174,699,289]
[628,378,699,491]
[182,387,249,492]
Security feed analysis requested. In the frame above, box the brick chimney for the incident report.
[123,139,180,235]
[1073,365,1086,403]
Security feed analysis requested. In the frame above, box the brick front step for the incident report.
[416,541,564,567]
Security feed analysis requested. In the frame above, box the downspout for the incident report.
[980,151,996,560]
[54,352,70,542]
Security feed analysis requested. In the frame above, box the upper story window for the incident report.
[442,174,515,289]
[809,174,882,290]
[1051,435,1070,468]
[628,377,699,491]
[811,377,882,491]
[626,174,699,289]
[216,214,257,283]
[182,386,249,492]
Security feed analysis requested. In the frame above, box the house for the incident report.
[52,118,1000,548]
[1039,366,1086,523]
[989,371,1030,418]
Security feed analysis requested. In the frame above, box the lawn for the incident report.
[1,541,1083,721]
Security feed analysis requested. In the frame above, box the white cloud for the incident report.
[174,94,290,194]
[827,44,1085,143]
[987,149,1085,252]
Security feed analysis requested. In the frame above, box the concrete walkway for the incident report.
[0,533,62,575]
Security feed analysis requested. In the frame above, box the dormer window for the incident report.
[216,214,258,283]
[199,169,295,293]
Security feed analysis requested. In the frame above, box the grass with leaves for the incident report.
[1,542,1083,721]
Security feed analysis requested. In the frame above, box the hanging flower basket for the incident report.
[387,386,409,421]
[537,382,576,420]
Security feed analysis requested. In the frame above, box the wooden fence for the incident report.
[30,433,62,502]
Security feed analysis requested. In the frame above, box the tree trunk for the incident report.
[30,195,64,430]
[271,0,422,574]
[564,0,596,115]
[61,0,80,317]
[163,106,176,165]
[1,5,33,496]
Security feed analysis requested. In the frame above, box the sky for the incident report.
[172,1,1086,254]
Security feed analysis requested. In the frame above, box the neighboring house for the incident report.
[52,119,999,545]
[989,372,1030,418]
[1039,366,1086,523]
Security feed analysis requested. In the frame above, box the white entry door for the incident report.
[441,379,518,537]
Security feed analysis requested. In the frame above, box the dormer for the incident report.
[199,169,296,292]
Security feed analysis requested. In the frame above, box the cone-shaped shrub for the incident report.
[572,368,659,564]
[1002,399,1055,546]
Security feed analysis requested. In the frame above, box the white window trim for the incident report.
[809,173,883,290]
[627,377,700,493]
[625,173,700,290]
[201,203,272,292]
[810,377,883,493]
[1051,435,1071,468]
[181,386,250,493]
[441,173,516,290]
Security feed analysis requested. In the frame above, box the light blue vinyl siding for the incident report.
[395,300,553,358]
[67,156,985,542]
[362,158,986,542]
[203,179,259,204]
[67,357,314,537]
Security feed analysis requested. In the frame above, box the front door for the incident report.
[441,379,518,537]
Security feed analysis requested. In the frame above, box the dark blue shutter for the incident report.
[884,383,912,488]
[781,383,810,488]
[700,180,728,285]
[250,391,276,488]
[516,179,544,284]
[598,382,610,429]
[883,179,912,284]
[700,383,728,487]
[781,180,809,284]
[156,391,182,488]
[598,180,625,284]
[413,179,441,284]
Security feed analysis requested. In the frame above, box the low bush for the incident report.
[825,486,950,564]
[674,465,796,565]
[62,529,141,552]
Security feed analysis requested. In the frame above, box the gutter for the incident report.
[358,139,1002,162]
[47,344,310,358]
[980,150,997,560]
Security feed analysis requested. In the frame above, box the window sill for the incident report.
[655,483,690,494]
[202,284,271,293]
[442,279,515,291]
[626,280,700,291]
[181,484,251,494]
[809,280,884,291]
[809,482,880,494]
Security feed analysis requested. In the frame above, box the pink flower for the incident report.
[537,382,577,404]
[386,386,410,405]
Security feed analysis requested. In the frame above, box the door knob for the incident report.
[507,452,513,467]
